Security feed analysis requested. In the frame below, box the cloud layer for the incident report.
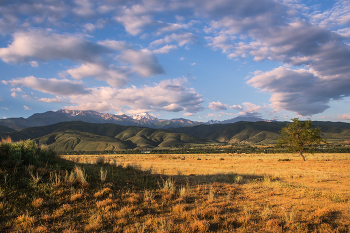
[0,0,349,118]
[3,76,202,114]
[0,30,165,88]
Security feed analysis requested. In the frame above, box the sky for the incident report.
[0,0,350,123]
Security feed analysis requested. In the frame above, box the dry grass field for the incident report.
[57,152,350,232]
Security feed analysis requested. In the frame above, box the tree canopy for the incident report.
[276,118,325,161]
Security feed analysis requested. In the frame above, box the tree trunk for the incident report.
[299,150,305,161]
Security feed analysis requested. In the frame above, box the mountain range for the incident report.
[1,119,349,152]
[0,121,210,151]
[0,109,266,130]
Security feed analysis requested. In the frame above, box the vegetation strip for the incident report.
[1,138,349,232]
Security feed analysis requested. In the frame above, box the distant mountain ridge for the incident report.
[0,121,209,151]
[169,121,350,144]
[0,109,272,130]
[0,109,202,130]
[206,116,267,124]
[1,120,349,152]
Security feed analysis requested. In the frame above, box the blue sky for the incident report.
[0,0,350,122]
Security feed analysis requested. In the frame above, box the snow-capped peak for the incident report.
[131,113,156,121]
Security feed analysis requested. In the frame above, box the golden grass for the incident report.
[59,152,350,232]
[2,151,350,232]
[63,153,350,194]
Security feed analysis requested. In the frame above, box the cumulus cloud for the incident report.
[155,20,199,35]
[199,0,350,116]
[29,61,39,67]
[66,78,203,114]
[84,19,108,32]
[10,87,23,92]
[309,0,350,29]
[230,105,243,110]
[0,0,69,34]
[3,76,90,96]
[151,32,198,47]
[115,4,155,36]
[1,0,349,119]
[247,66,350,115]
[73,0,95,17]
[205,34,235,53]
[0,30,110,64]
[208,101,227,111]
[65,63,131,88]
[153,45,178,54]
[0,31,165,87]
[119,49,164,77]
[239,102,262,116]
[338,113,350,121]
[23,106,33,110]
[97,40,129,50]
[3,76,203,114]
[37,98,62,103]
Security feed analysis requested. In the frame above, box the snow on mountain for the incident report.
[1,109,273,131]
[131,113,156,121]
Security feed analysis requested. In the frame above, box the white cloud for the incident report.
[1,0,349,119]
[65,62,131,88]
[240,102,262,115]
[3,76,90,96]
[247,66,350,115]
[205,34,235,53]
[309,0,350,29]
[97,40,128,51]
[205,113,223,118]
[3,76,203,115]
[0,31,165,87]
[338,113,350,121]
[163,103,183,112]
[73,0,95,17]
[84,18,107,32]
[10,87,23,92]
[119,49,164,77]
[0,30,109,64]
[115,5,155,36]
[24,106,33,110]
[0,1,69,35]
[64,78,203,114]
[151,32,198,47]
[230,105,243,110]
[201,1,350,117]
[29,61,39,67]
[155,20,199,35]
[2,107,9,110]
[37,98,62,103]
[208,101,227,111]
[153,45,177,54]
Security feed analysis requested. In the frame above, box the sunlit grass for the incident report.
[1,141,350,232]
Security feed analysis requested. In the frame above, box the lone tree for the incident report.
[277,118,325,161]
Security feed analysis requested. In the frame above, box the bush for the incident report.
[0,139,57,166]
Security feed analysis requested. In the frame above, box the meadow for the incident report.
[64,152,350,232]
[1,139,349,232]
